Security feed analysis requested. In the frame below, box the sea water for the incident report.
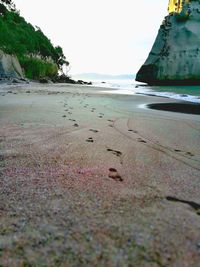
[90,79,200,104]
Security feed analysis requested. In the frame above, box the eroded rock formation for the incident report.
[0,49,23,79]
[136,0,200,85]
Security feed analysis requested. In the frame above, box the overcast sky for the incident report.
[14,0,168,75]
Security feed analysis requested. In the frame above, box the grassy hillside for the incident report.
[0,1,69,79]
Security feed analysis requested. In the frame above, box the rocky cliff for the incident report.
[0,49,23,79]
[136,0,200,85]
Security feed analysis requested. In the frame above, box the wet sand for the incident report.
[0,83,200,266]
[148,102,200,115]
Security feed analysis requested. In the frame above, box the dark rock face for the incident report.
[136,1,200,85]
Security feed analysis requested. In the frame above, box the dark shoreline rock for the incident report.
[52,74,92,86]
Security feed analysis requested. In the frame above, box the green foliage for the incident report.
[19,56,58,79]
[0,4,68,79]
[0,3,7,15]
[53,45,69,69]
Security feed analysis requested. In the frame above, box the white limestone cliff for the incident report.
[0,49,23,79]
[136,0,200,85]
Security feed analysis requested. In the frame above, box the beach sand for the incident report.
[0,83,200,266]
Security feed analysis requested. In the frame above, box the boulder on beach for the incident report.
[136,0,200,85]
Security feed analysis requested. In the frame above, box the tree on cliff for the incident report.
[54,46,69,72]
[0,0,15,11]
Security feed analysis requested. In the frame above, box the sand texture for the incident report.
[0,84,200,267]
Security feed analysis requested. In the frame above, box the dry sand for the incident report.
[0,83,200,267]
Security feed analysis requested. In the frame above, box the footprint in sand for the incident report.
[107,148,122,157]
[137,138,147,143]
[62,115,67,118]
[89,129,99,133]
[186,152,194,156]
[108,168,123,182]
[86,137,94,143]
[108,119,114,122]
[69,119,76,122]
[174,149,182,152]
[174,149,194,157]
[128,129,138,133]
[73,123,79,127]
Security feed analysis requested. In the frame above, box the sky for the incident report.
[13,0,168,75]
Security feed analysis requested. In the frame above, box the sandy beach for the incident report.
[0,83,200,266]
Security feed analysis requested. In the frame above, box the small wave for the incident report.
[91,79,200,104]
[137,91,200,104]
[101,89,138,95]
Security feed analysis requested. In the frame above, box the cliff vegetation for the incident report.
[0,0,69,79]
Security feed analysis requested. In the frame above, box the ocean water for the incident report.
[90,79,200,104]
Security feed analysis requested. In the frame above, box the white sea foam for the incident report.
[137,91,200,104]
[91,79,200,104]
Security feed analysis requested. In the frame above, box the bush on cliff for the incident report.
[19,56,58,80]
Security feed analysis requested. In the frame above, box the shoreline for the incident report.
[1,80,200,109]
[88,83,200,115]
[0,83,200,266]
[1,81,200,115]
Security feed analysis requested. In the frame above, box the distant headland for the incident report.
[72,73,135,81]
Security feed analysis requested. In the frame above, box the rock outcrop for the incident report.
[0,49,23,79]
[136,0,200,85]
